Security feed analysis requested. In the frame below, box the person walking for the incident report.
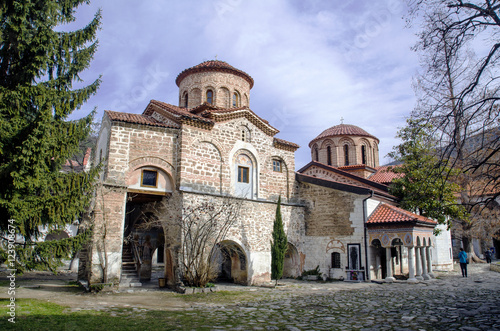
[485,249,492,264]
[459,248,468,277]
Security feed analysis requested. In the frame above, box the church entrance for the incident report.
[123,193,165,282]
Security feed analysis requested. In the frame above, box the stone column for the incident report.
[385,247,395,282]
[415,246,423,280]
[426,246,435,278]
[407,246,417,283]
[420,245,430,280]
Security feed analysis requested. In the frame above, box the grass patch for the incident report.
[0,298,249,330]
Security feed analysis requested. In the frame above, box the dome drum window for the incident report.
[206,90,213,104]
[233,92,240,107]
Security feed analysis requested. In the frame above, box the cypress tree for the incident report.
[271,196,288,286]
[0,1,101,272]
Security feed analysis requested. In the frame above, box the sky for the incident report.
[70,0,421,169]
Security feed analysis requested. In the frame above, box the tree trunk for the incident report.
[462,236,485,263]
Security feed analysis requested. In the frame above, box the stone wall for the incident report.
[298,182,368,279]
[181,192,305,285]
[104,118,179,187]
[87,184,128,284]
[179,117,295,201]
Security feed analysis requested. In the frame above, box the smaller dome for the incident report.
[309,124,379,147]
[175,60,254,88]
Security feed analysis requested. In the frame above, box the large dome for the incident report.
[175,60,254,88]
[309,124,379,148]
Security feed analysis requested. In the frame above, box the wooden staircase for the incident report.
[120,242,142,287]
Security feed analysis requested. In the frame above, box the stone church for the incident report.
[79,60,453,287]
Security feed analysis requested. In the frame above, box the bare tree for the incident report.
[407,0,500,206]
[407,0,500,257]
[138,192,242,288]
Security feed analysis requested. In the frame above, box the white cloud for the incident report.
[71,0,421,168]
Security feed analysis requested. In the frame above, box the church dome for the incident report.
[176,60,254,88]
[309,124,379,148]
[308,123,380,170]
[176,60,253,109]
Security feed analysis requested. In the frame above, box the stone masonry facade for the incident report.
[81,60,453,287]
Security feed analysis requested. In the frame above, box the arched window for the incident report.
[373,148,376,167]
[233,92,240,107]
[315,147,319,162]
[240,126,251,142]
[361,145,367,165]
[235,153,254,199]
[343,145,349,166]
[327,146,332,166]
[184,92,189,108]
[206,90,213,104]
[331,252,341,268]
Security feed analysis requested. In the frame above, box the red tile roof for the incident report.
[370,165,403,184]
[338,164,377,171]
[274,137,300,151]
[368,203,437,225]
[176,60,254,88]
[106,110,178,128]
[297,162,396,200]
[309,124,379,147]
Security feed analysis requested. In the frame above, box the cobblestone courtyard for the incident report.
[2,262,500,330]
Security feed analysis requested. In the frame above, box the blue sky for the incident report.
[71,0,421,168]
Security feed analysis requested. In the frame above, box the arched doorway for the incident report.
[212,240,248,285]
[283,243,300,278]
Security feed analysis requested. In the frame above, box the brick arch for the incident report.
[189,87,202,106]
[189,138,225,162]
[204,85,216,104]
[243,93,249,107]
[320,139,335,149]
[339,138,355,166]
[218,86,230,108]
[128,156,175,179]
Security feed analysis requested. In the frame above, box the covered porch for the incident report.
[367,203,437,283]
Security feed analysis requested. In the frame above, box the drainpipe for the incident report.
[363,190,374,281]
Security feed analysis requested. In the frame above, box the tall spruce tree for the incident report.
[271,196,288,286]
[0,1,101,272]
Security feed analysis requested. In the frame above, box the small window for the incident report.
[273,160,281,172]
[331,252,341,269]
[242,130,246,142]
[315,147,319,162]
[206,90,213,104]
[141,170,158,187]
[233,92,240,107]
[343,145,349,166]
[237,166,249,183]
[327,146,332,166]
[184,92,189,108]
[362,145,367,165]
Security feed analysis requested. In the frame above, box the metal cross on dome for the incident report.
[340,117,344,124]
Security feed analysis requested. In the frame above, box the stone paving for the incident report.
[185,262,500,330]
[4,262,500,330]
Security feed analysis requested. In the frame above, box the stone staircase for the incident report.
[120,242,142,287]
